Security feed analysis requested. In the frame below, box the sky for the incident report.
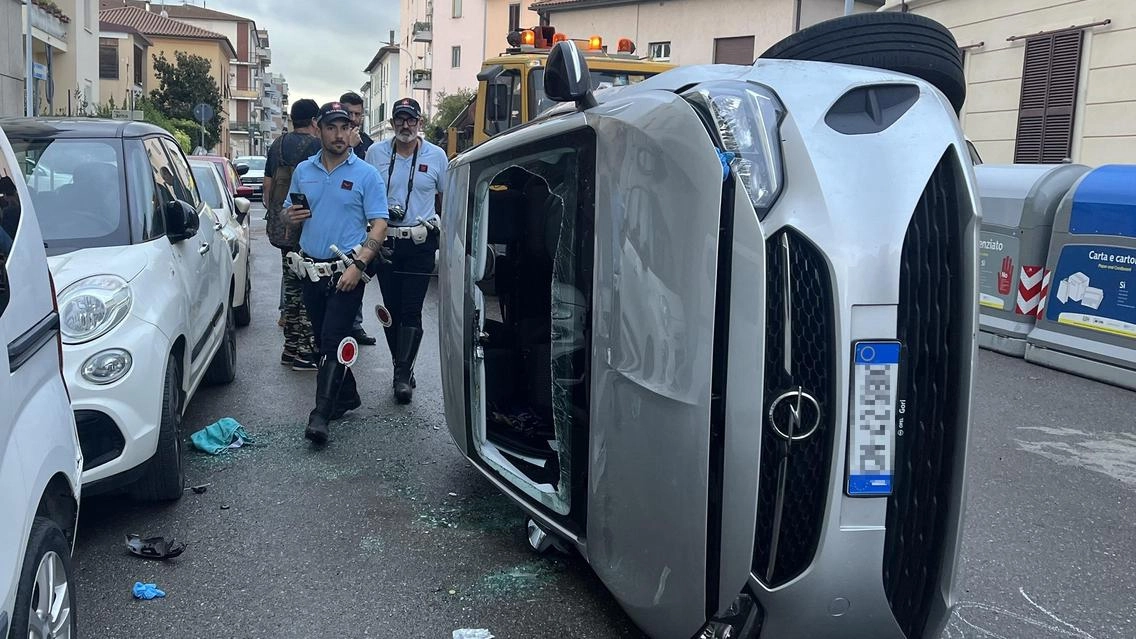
[180,0,401,106]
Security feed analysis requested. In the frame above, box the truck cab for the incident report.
[447,25,674,156]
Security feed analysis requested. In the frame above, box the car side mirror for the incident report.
[235,163,249,176]
[164,200,199,242]
[234,197,251,224]
[545,41,597,110]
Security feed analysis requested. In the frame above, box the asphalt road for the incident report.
[72,208,1136,639]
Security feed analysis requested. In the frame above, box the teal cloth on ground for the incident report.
[190,418,254,454]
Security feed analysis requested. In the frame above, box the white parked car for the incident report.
[191,158,252,326]
[3,117,238,501]
[234,155,266,201]
[0,125,83,638]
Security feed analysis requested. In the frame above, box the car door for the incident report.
[141,138,213,367]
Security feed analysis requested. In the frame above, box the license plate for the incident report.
[848,341,901,496]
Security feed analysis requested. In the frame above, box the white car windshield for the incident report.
[236,156,266,172]
[11,137,130,255]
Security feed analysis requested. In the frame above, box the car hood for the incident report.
[47,245,149,290]
[242,170,265,179]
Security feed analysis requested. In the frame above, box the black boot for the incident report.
[305,356,343,444]
[330,367,361,420]
[393,326,423,404]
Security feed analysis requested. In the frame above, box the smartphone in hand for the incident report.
[290,192,310,210]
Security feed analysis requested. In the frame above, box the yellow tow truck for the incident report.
[446,25,675,157]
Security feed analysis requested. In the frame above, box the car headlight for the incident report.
[81,349,132,384]
[58,275,133,344]
[683,81,786,217]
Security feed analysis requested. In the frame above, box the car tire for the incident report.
[204,306,237,385]
[234,271,252,327]
[759,12,966,113]
[9,517,77,639]
[132,354,184,501]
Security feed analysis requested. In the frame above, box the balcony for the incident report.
[26,0,69,47]
[229,120,260,134]
[411,68,432,91]
[232,88,258,100]
[412,21,432,42]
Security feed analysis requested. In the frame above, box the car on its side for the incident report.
[2,117,238,502]
[234,155,266,201]
[191,158,252,327]
[439,12,978,639]
[0,124,83,639]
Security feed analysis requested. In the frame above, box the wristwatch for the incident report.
[352,259,367,272]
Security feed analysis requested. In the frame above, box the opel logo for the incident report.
[767,388,822,441]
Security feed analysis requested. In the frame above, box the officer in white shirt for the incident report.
[365,97,447,404]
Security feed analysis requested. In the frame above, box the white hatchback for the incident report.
[3,117,237,501]
[0,125,83,639]
[191,158,253,327]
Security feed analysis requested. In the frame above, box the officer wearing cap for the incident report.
[284,101,389,444]
[365,97,448,404]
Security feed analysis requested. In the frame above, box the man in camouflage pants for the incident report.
[265,99,321,371]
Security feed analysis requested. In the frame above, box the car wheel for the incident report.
[132,354,184,501]
[759,12,966,113]
[205,306,237,385]
[9,517,77,639]
[234,271,252,327]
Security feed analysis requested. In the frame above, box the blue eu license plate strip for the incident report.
[848,341,901,496]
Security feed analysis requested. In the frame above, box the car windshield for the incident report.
[236,156,266,171]
[529,67,656,116]
[191,163,225,209]
[10,137,130,255]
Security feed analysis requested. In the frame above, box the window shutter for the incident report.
[713,36,755,65]
[1013,31,1083,163]
[99,38,119,80]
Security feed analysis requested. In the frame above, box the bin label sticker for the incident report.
[978,232,1020,311]
[1046,244,1136,340]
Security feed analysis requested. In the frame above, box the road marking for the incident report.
[1015,427,1136,488]
[948,588,1099,638]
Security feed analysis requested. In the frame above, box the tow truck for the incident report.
[445,25,675,156]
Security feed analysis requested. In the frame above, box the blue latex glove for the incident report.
[716,149,735,181]
[132,582,166,600]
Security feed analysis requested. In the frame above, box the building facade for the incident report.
[2,0,25,116]
[16,0,100,116]
[363,42,402,141]
[97,20,150,110]
[530,0,881,65]
[100,4,236,156]
[486,0,541,58]
[399,0,435,118]
[882,0,1135,166]
[431,0,486,99]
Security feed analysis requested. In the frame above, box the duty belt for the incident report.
[286,252,350,282]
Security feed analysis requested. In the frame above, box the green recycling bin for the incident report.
[974,163,1089,356]
[1026,164,1136,390]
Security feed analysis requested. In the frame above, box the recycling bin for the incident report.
[1025,164,1136,390]
[974,163,1089,356]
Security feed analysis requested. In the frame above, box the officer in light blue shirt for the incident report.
[283,101,389,445]
[364,97,448,405]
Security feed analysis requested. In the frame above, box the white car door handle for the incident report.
[214,222,224,231]
[199,243,211,255]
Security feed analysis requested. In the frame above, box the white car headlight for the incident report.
[58,275,133,344]
[683,81,786,216]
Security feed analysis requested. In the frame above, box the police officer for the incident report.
[285,101,389,444]
[365,97,447,404]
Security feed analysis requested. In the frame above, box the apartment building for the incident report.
[530,0,882,65]
[431,0,486,98]
[882,0,1135,166]
[100,4,235,155]
[400,0,436,118]
[363,41,402,140]
[486,0,540,57]
[97,18,150,109]
[2,0,25,115]
[10,0,101,116]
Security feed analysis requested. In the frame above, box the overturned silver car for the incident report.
[438,12,979,639]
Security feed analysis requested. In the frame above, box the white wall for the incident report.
[1,0,24,116]
[432,0,485,101]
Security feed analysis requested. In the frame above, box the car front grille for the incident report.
[75,409,125,470]
[884,153,966,638]
[752,229,836,587]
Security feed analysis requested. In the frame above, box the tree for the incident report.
[428,89,476,146]
[150,51,223,150]
[139,97,193,154]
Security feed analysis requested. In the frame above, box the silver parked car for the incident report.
[439,13,979,639]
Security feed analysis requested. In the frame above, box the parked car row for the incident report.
[0,117,253,638]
